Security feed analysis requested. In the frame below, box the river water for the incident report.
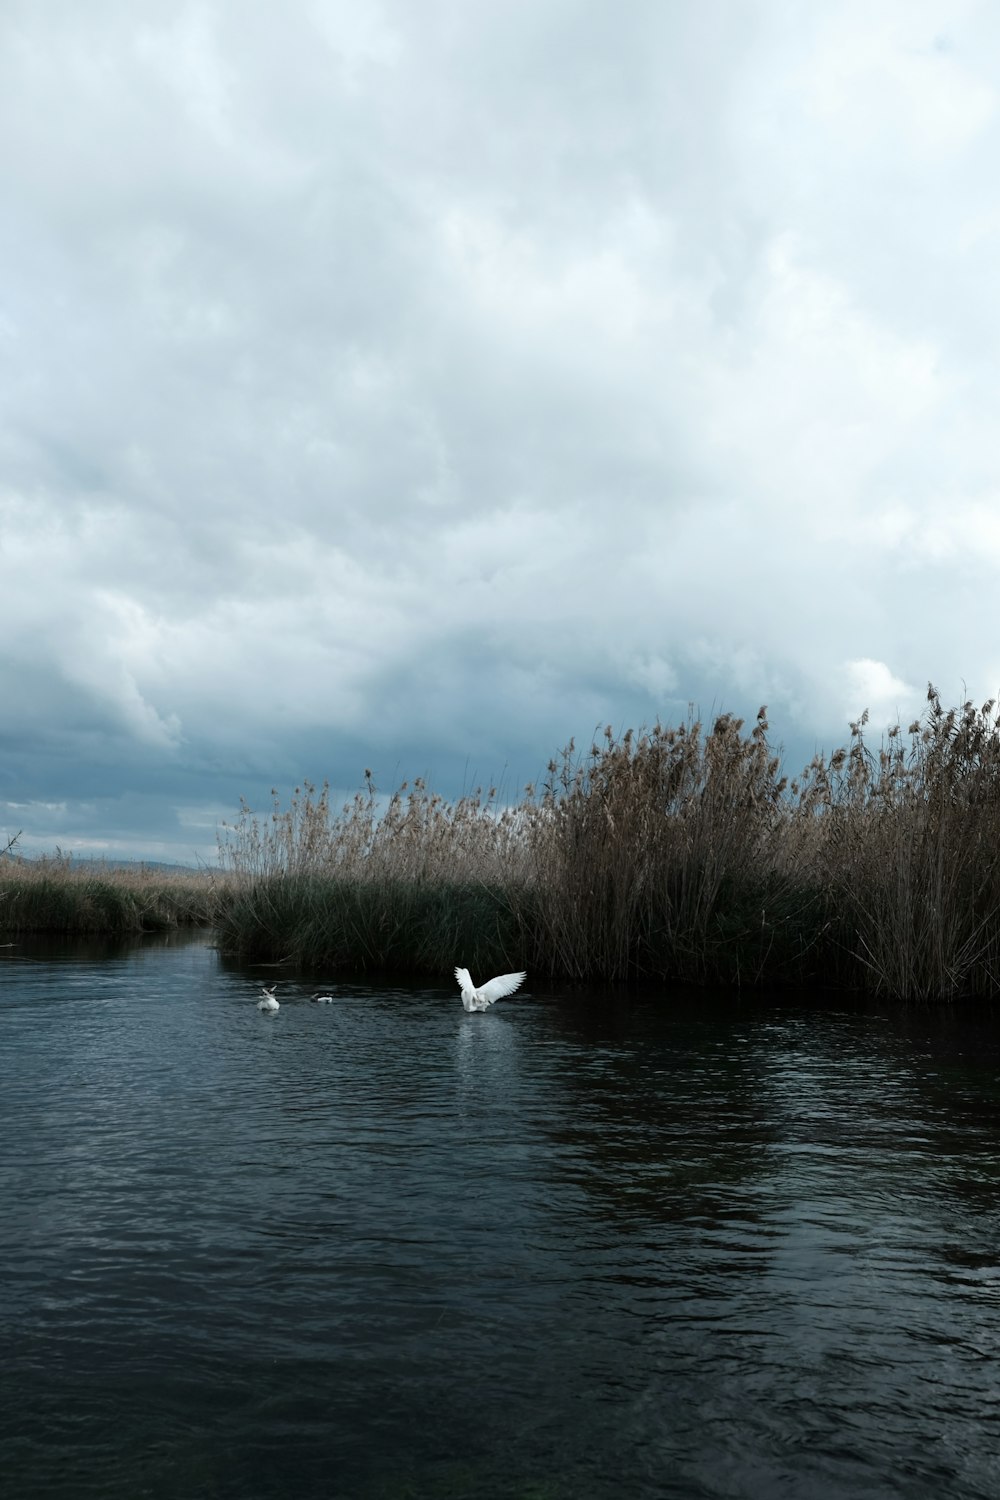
[1,933,999,1499]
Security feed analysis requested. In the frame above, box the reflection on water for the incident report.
[2,936,1000,1498]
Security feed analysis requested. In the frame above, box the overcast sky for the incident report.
[3,0,1000,864]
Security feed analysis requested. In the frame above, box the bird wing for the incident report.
[478,971,527,1005]
[454,967,474,995]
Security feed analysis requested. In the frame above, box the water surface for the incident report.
[2,935,999,1498]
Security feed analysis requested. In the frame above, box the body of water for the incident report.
[2,934,999,1498]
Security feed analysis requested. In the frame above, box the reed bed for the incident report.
[0,854,225,935]
[217,776,527,976]
[216,688,1000,1001]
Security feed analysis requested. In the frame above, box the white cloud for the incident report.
[843,659,921,730]
[804,3,996,159]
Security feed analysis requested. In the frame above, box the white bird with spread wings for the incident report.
[454,967,526,1012]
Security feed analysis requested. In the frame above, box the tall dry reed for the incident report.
[818,693,1000,999]
[521,711,800,983]
[216,688,1000,1000]
[217,777,529,976]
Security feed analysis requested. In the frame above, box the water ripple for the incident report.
[2,938,1000,1497]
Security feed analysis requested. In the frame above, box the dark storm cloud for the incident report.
[2,0,1000,859]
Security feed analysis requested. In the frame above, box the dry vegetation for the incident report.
[10,687,997,998]
[216,688,1000,1001]
[0,850,225,935]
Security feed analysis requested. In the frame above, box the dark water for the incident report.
[2,935,1000,1500]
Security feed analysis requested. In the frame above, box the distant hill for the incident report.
[1,854,212,875]
[85,858,213,874]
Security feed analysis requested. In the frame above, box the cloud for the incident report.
[842,658,921,729]
[3,1,1000,860]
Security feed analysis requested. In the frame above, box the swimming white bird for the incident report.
[258,984,279,1012]
[311,992,335,1004]
[454,967,526,1012]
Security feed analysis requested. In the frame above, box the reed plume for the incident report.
[214,688,1000,1000]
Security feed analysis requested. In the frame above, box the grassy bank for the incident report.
[216,689,1000,1002]
[0,855,225,935]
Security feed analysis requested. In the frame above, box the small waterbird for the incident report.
[311,992,335,1004]
[258,985,279,1012]
[454,967,527,1012]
